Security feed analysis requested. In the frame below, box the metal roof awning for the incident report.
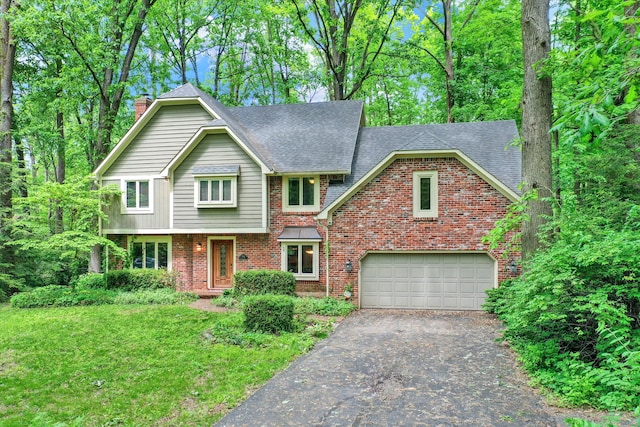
[191,165,240,176]
[277,226,322,242]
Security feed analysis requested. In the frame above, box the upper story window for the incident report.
[121,179,153,214]
[413,171,438,218]
[192,165,240,208]
[195,177,237,207]
[282,176,319,212]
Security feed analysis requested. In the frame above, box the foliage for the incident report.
[293,296,357,317]
[113,289,197,305]
[73,273,107,290]
[105,269,178,292]
[487,216,640,410]
[8,176,126,287]
[243,294,295,334]
[0,304,316,425]
[10,285,117,308]
[233,269,296,297]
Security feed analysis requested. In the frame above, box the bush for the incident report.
[10,286,116,308]
[114,289,197,305]
[74,273,107,290]
[233,270,295,297]
[105,269,177,291]
[243,294,295,334]
[294,297,356,316]
[488,224,640,410]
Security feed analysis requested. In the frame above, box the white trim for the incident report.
[262,174,269,230]
[120,178,154,214]
[317,149,520,222]
[126,235,172,271]
[412,171,438,218]
[103,227,269,234]
[93,98,218,177]
[282,175,320,213]
[281,241,320,281]
[207,236,236,289]
[194,176,238,208]
[161,126,272,176]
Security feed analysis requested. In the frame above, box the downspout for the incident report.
[318,221,330,297]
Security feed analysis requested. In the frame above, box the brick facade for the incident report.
[109,158,517,299]
[320,157,517,298]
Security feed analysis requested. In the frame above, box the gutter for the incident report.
[318,221,330,297]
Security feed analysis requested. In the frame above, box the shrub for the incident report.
[243,294,295,334]
[10,286,116,308]
[233,270,295,297]
[74,273,107,290]
[294,297,356,316]
[114,289,197,305]
[105,269,177,291]
[488,224,640,410]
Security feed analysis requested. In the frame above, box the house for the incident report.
[94,83,521,310]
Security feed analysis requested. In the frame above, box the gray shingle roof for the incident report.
[156,84,520,203]
[323,121,521,208]
[230,101,363,173]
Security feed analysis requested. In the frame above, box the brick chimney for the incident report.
[134,94,152,121]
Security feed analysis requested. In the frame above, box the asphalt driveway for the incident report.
[215,310,596,426]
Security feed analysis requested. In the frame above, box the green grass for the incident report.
[0,304,322,426]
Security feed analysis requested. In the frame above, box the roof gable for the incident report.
[319,120,521,219]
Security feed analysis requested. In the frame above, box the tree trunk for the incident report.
[0,0,16,268]
[521,0,553,258]
[443,0,455,123]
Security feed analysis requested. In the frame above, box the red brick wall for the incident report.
[109,159,518,297]
[322,157,518,298]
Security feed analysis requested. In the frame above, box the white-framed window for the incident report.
[194,176,237,208]
[413,171,438,218]
[121,179,153,214]
[128,236,171,270]
[282,176,319,212]
[281,242,319,280]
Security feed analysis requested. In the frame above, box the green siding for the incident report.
[102,178,170,231]
[173,133,263,229]
[105,104,213,176]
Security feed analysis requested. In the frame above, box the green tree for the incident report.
[292,0,406,101]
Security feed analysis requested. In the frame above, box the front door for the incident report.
[211,240,234,288]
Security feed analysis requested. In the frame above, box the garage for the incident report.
[360,253,495,310]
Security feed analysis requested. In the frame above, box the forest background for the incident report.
[0,0,639,411]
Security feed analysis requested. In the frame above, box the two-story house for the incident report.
[94,83,521,310]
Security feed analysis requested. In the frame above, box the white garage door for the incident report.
[360,253,495,310]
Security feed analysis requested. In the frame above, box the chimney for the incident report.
[134,94,152,121]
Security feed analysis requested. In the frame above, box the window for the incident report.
[121,179,153,213]
[128,236,171,270]
[283,176,319,212]
[194,176,237,207]
[281,242,319,280]
[413,171,438,218]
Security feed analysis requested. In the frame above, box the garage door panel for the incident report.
[361,253,494,310]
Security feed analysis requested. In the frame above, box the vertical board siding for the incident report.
[105,104,213,176]
[102,178,170,230]
[173,133,263,229]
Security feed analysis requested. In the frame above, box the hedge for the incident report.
[105,269,177,291]
[243,294,295,333]
[10,286,116,308]
[233,270,296,296]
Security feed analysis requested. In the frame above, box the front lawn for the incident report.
[0,303,327,426]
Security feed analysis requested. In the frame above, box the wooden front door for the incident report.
[211,240,234,288]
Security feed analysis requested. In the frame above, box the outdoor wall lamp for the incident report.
[508,260,518,274]
[196,242,202,252]
[345,259,353,273]
[239,253,248,260]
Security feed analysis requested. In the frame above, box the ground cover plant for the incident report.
[0,303,325,426]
